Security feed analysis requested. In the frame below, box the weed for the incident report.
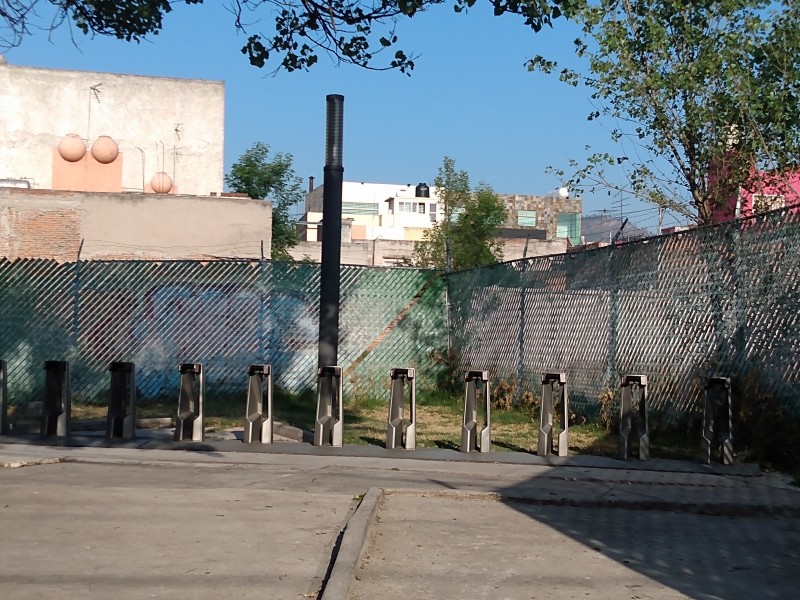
[598,388,616,433]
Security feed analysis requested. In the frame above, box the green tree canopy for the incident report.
[532,0,800,224]
[413,157,506,270]
[225,142,303,261]
[1,0,568,73]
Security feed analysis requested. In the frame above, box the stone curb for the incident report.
[319,488,382,600]
[273,422,314,443]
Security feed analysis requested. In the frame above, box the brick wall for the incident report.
[1,207,82,261]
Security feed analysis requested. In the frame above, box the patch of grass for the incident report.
[342,398,539,451]
[417,389,461,407]
[13,388,731,467]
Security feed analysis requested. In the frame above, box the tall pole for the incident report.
[318,94,344,369]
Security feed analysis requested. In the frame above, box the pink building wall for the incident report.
[712,169,800,222]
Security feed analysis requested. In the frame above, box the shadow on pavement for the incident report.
[495,464,800,599]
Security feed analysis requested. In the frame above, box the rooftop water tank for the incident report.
[415,182,430,198]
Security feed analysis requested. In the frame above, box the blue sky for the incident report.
[3,2,685,232]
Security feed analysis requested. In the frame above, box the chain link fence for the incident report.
[0,260,446,407]
[448,206,800,418]
[2,205,798,421]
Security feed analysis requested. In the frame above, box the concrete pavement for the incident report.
[0,437,798,599]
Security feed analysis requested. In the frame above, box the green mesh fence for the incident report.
[2,206,798,420]
[0,260,447,407]
[448,206,800,418]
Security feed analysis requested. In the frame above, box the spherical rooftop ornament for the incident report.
[558,187,570,199]
[58,134,86,162]
[91,135,119,164]
[150,172,173,194]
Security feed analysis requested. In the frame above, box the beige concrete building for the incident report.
[0,188,270,261]
[299,181,581,264]
[302,182,582,245]
[0,61,267,261]
[301,181,438,243]
[0,59,224,196]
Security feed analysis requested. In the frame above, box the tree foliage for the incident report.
[1,0,568,73]
[531,0,800,223]
[413,157,506,271]
[225,142,303,261]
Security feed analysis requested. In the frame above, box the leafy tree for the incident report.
[531,0,800,224]
[413,157,506,270]
[225,142,303,261]
[1,0,568,73]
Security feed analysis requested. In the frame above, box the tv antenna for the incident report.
[87,83,104,139]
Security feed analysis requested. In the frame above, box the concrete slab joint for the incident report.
[318,487,382,600]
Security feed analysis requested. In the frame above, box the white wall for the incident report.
[0,62,224,196]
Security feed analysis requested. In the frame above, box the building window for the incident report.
[517,210,537,227]
[449,206,465,221]
[342,202,379,216]
[557,212,582,245]
[752,194,785,213]
[398,201,425,214]
[429,202,438,223]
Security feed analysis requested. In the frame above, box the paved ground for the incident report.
[352,491,800,600]
[0,437,798,600]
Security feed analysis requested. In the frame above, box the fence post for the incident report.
[314,366,343,446]
[515,251,528,406]
[107,362,136,440]
[174,363,204,442]
[42,361,70,437]
[0,360,8,435]
[607,244,620,393]
[539,372,568,457]
[617,374,649,460]
[461,370,491,453]
[386,368,416,450]
[701,376,733,465]
[243,364,273,444]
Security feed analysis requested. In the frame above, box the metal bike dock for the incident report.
[243,364,273,444]
[0,360,7,435]
[461,370,491,453]
[618,374,649,460]
[701,376,734,465]
[107,362,136,440]
[538,372,568,457]
[42,361,71,437]
[174,363,204,442]
[386,368,416,450]
[314,366,343,447]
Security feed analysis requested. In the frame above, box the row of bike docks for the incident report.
[0,360,734,464]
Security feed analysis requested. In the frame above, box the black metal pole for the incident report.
[318,94,344,369]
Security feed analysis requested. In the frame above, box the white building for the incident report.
[301,181,584,246]
[301,181,439,242]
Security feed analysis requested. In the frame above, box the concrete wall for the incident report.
[0,189,270,261]
[502,238,567,260]
[0,62,224,196]
[288,237,565,266]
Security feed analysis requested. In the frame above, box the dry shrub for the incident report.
[492,379,540,412]
[598,388,617,433]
